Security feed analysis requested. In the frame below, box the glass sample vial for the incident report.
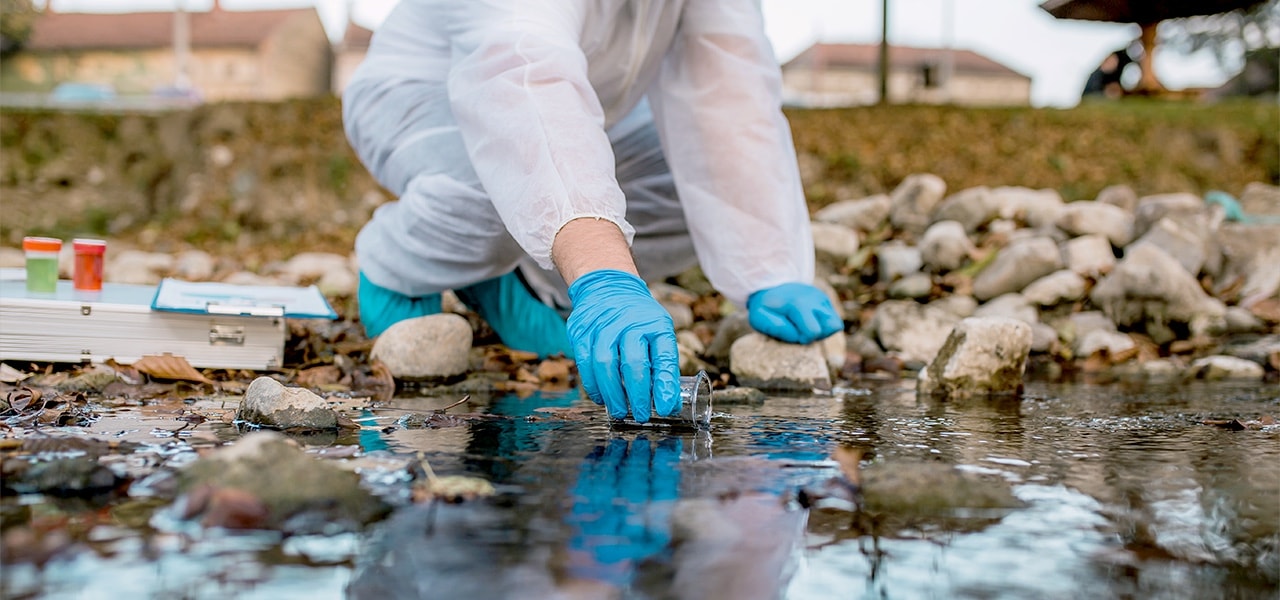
[613,369,714,430]
[72,238,107,291]
[22,236,62,293]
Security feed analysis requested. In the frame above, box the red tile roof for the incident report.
[27,6,318,51]
[784,43,1030,79]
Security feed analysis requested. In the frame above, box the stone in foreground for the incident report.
[370,313,472,380]
[729,333,831,391]
[237,376,338,430]
[918,317,1032,398]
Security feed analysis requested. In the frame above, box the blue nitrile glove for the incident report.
[455,271,574,359]
[746,282,844,344]
[566,270,681,423]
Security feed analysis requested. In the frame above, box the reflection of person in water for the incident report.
[1082,48,1134,99]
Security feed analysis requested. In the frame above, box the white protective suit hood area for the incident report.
[345,0,816,307]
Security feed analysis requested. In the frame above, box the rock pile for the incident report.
[4,179,1275,395]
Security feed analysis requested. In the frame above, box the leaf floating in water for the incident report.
[131,354,213,384]
[1202,415,1276,430]
[412,475,497,504]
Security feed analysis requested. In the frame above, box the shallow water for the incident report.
[3,380,1278,599]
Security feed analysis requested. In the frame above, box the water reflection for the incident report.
[4,381,1278,599]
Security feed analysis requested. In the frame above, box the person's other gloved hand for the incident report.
[566,270,680,423]
[746,282,843,345]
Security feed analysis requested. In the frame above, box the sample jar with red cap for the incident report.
[22,236,62,293]
[73,239,107,291]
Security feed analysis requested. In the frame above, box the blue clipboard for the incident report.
[150,278,338,320]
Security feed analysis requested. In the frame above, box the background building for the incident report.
[0,1,331,102]
[331,21,372,97]
[781,42,1033,107]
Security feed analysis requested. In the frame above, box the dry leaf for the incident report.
[295,365,342,388]
[537,358,572,389]
[132,354,213,384]
[369,360,395,403]
[412,475,496,503]
[0,363,29,384]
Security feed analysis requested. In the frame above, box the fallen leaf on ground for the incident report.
[0,364,29,384]
[295,365,342,388]
[131,354,213,384]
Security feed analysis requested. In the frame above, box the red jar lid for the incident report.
[73,239,107,254]
[22,236,62,252]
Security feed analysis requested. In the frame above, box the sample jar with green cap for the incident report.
[23,236,62,293]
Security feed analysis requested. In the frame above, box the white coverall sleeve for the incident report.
[445,2,634,271]
[648,1,815,306]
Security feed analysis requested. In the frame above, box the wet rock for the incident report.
[1132,193,1203,239]
[178,431,390,532]
[917,316,1032,398]
[987,218,1019,237]
[919,220,975,272]
[847,330,886,360]
[888,273,934,300]
[889,173,948,236]
[1055,201,1133,247]
[1090,244,1226,343]
[1095,184,1138,213]
[870,299,966,364]
[2,456,125,497]
[237,376,338,430]
[813,193,892,232]
[172,250,216,281]
[930,186,996,233]
[810,222,860,268]
[859,461,1024,516]
[876,241,924,282]
[1021,270,1086,307]
[972,236,1063,301]
[1139,358,1183,379]
[371,314,472,380]
[1076,330,1136,358]
[994,186,1065,229]
[105,249,174,285]
[1058,311,1121,350]
[1220,334,1279,366]
[1185,355,1265,380]
[639,494,806,600]
[1064,234,1116,278]
[729,333,831,391]
[974,293,1038,324]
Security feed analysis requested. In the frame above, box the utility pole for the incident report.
[878,0,889,105]
[173,0,191,89]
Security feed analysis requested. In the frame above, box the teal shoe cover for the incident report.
[456,271,574,359]
[358,272,443,338]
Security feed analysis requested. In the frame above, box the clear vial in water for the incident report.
[613,370,713,430]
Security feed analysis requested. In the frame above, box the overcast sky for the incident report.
[45,0,1232,108]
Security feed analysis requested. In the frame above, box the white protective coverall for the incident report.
[344,0,815,309]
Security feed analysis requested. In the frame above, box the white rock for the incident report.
[876,242,924,282]
[237,376,338,430]
[972,236,1064,301]
[1076,330,1136,358]
[811,221,860,267]
[1064,234,1116,278]
[993,187,1065,229]
[1021,270,1087,306]
[105,250,174,285]
[222,271,281,286]
[172,250,216,281]
[1133,193,1203,239]
[275,252,351,285]
[661,300,695,331]
[1056,201,1134,246]
[729,333,831,391]
[919,220,975,272]
[371,314,472,380]
[870,300,966,364]
[317,267,358,297]
[1030,322,1059,353]
[888,273,934,299]
[917,317,1032,398]
[0,247,26,268]
[1095,184,1138,213]
[974,293,1039,324]
[930,186,996,232]
[1129,217,1207,276]
[1090,244,1226,337]
[1186,355,1265,381]
[814,194,892,232]
[889,173,948,235]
